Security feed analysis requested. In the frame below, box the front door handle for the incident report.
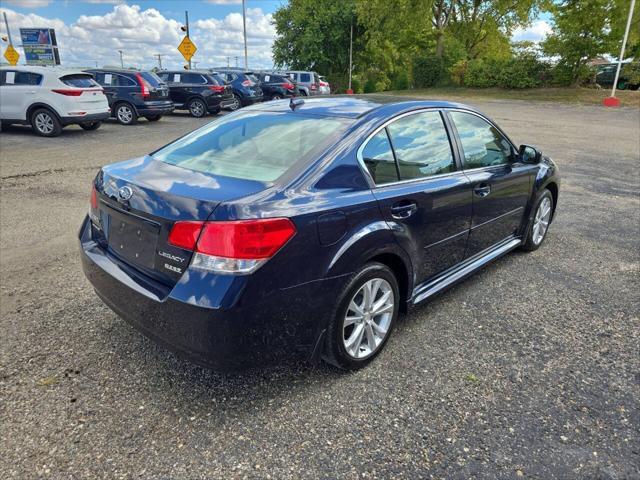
[474,184,491,197]
[390,201,418,219]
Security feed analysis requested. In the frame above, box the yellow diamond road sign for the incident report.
[4,45,19,66]
[178,36,197,62]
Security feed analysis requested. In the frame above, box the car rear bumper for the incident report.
[240,95,264,106]
[79,216,337,371]
[61,111,110,126]
[136,101,174,116]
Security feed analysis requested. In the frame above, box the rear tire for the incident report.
[187,98,207,118]
[520,189,554,252]
[228,94,242,111]
[322,262,399,370]
[145,115,161,122]
[79,121,102,131]
[31,108,62,137]
[271,94,282,100]
[115,103,138,125]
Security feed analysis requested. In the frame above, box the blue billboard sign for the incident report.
[19,28,60,66]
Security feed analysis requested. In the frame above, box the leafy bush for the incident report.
[413,56,444,88]
[550,63,595,87]
[350,77,362,93]
[460,55,550,89]
[623,61,640,86]
[363,77,378,93]
[391,70,410,90]
[448,60,468,86]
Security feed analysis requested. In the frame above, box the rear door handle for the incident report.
[474,184,491,197]
[390,202,418,219]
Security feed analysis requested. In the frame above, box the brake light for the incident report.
[310,84,317,90]
[52,89,83,96]
[135,73,150,98]
[241,79,251,87]
[282,83,294,90]
[320,81,328,87]
[89,184,100,227]
[208,85,226,93]
[168,218,296,274]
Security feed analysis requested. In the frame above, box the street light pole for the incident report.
[242,0,248,70]
[155,53,163,69]
[347,19,353,94]
[118,50,123,68]
[3,12,13,46]
[611,0,635,99]
[185,10,191,70]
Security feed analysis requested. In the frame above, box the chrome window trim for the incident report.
[445,108,518,173]
[356,108,460,189]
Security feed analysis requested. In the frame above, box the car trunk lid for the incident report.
[92,156,268,285]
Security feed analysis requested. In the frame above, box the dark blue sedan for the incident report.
[80,96,560,371]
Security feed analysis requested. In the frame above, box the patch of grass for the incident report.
[464,373,480,383]
[381,86,640,107]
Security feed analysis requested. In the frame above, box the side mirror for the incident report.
[519,144,542,163]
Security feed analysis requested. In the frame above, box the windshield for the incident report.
[152,111,349,183]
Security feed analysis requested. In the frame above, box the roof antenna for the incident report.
[289,98,304,111]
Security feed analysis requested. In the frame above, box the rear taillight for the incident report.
[135,73,150,98]
[241,79,251,87]
[208,85,226,93]
[320,81,328,87]
[168,218,296,274]
[282,83,294,90]
[52,89,83,96]
[89,184,100,227]
[310,84,317,90]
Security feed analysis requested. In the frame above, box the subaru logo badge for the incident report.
[118,186,133,201]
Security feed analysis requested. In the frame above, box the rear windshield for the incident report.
[61,74,98,88]
[211,73,226,85]
[140,71,163,86]
[152,111,349,182]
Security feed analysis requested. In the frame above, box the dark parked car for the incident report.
[80,97,560,371]
[85,69,174,125]
[213,68,264,110]
[255,72,298,100]
[157,70,234,117]
[595,62,639,90]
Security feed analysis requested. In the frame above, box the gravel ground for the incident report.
[1,102,639,480]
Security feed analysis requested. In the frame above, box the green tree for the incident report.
[272,0,360,91]
[542,0,639,85]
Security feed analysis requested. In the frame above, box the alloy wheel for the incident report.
[34,112,54,134]
[229,96,241,111]
[343,278,394,359]
[532,197,551,245]
[117,105,133,124]
[190,101,205,117]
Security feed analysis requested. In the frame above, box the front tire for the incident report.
[270,94,282,101]
[188,98,207,118]
[115,103,137,125]
[31,108,62,137]
[79,121,102,131]
[228,94,242,111]
[145,115,161,122]
[521,189,554,251]
[323,262,399,370]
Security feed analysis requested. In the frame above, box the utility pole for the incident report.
[3,12,13,45]
[235,56,239,68]
[242,0,248,70]
[118,50,124,68]
[155,53,164,69]
[347,19,353,94]
[226,56,230,68]
[185,10,191,69]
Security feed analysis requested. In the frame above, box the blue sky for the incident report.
[1,1,552,70]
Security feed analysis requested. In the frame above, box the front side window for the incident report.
[182,73,206,84]
[361,130,398,184]
[450,111,513,169]
[153,112,349,183]
[386,111,455,180]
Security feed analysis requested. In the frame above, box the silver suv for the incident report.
[285,71,320,96]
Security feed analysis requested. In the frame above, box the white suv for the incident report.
[0,66,110,137]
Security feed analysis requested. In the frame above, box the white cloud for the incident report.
[0,4,275,69]
[512,20,553,43]
[3,0,51,7]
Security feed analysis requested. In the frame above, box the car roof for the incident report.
[159,69,213,75]
[86,68,149,74]
[0,65,91,76]
[244,95,474,119]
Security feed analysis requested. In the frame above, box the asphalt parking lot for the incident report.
[1,101,639,479]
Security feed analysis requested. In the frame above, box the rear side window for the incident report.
[153,112,348,182]
[361,130,399,185]
[60,74,97,88]
[211,73,226,85]
[2,71,42,86]
[450,111,513,169]
[182,73,206,84]
[158,72,171,82]
[387,111,455,180]
[300,73,311,82]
